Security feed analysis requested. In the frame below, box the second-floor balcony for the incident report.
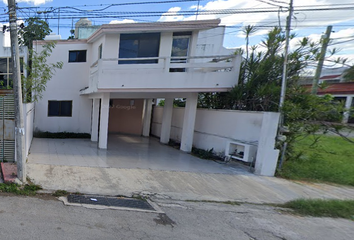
[81,54,241,94]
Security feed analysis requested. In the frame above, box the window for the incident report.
[0,57,24,89]
[170,32,191,72]
[48,101,72,117]
[118,33,160,64]
[69,50,87,62]
[98,44,103,59]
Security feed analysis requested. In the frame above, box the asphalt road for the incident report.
[0,194,352,240]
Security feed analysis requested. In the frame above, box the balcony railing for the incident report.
[85,54,241,93]
[91,55,239,71]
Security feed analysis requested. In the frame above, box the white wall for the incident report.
[33,41,92,133]
[152,106,280,176]
[152,107,263,153]
[23,102,34,157]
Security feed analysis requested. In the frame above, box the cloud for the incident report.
[2,0,52,5]
[158,7,185,22]
[158,0,354,32]
[109,19,136,24]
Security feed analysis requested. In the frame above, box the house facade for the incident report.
[0,31,27,161]
[33,19,242,152]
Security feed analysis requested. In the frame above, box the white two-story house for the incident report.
[33,19,241,152]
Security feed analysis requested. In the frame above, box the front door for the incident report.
[0,93,15,162]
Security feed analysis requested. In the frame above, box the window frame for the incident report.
[48,100,73,117]
[0,57,24,89]
[118,33,161,64]
[68,50,87,63]
[98,44,103,60]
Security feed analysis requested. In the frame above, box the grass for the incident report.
[280,199,354,220]
[0,182,42,196]
[52,190,69,197]
[278,135,354,186]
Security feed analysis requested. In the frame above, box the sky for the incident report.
[1,0,354,69]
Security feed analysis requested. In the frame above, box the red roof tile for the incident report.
[303,82,354,95]
[319,74,341,80]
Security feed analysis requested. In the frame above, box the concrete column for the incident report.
[180,93,198,152]
[254,112,281,176]
[142,99,153,137]
[98,93,110,149]
[343,96,353,123]
[160,98,174,144]
[91,98,100,142]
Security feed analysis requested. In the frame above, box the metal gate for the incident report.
[0,93,15,162]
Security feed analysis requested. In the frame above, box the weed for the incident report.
[192,147,216,160]
[280,199,354,220]
[52,190,69,197]
[186,199,241,206]
[0,182,42,196]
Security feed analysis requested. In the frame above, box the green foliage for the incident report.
[197,26,352,163]
[33,131,91,139]
[281,199,354,220]
[158,99,186,107]
[191,147,216,160]
[19,17,51,48]
[278,135,354,186]
[22,42,63,103]
[342,65,354,82]
[18,17,62,103]
[52,190,69,197]
[0,182,42,195]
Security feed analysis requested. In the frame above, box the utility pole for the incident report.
[279,0,294,111]
[8,0,26,182]
[311,25,333,94]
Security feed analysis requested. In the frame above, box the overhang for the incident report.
[87,19,221,43]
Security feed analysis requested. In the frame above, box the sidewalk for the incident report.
[27,163,354,204]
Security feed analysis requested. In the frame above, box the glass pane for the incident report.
[9,58,13,73]
[0,75,6,89]
[20,57,24,73]
[119,39,139,64]
[48,101,60,116]
[69,52,77,62]
[77,51,86,62]
[60,101,72,116]
[0,58,7,74]
[171,37,190,57]
[119,33,160,64]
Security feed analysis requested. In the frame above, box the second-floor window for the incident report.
[69,50,87,63]
[118,33,160,64]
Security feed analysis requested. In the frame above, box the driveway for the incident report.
[27,135,354,204]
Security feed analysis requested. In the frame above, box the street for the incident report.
[0,194,352,240]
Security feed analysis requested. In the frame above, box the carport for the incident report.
[28,134,249,175]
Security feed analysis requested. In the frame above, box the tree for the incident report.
[23,42,63,102]
[18,17,62,102]
[343,65,354,82]
[198,27,353,161]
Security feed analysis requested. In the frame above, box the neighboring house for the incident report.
[33,19,241,152]
[0,31,27,161]
[299,67,349,85]
[303,82,354,124]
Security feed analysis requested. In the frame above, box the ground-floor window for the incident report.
[48,100,72,117]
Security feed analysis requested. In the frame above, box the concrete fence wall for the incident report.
[151,106,280,176]
[23,102,34,157]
